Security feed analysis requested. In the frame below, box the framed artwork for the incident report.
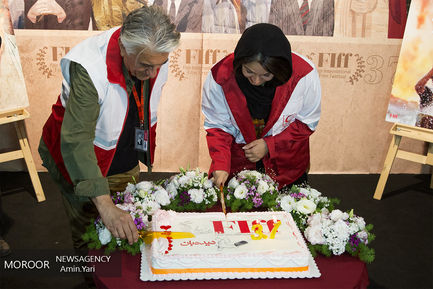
[385,0,433,129]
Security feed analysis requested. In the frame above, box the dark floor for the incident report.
[0,172,432,289]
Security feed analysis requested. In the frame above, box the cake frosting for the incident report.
[148,210,310,274]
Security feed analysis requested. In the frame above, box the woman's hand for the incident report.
[212,170,229,188]
[242,138,268,162]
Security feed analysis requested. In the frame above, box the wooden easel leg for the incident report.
[14,121,46,202]
[431,170,433,189]
[374,135,402,200]
[428,143,433,189]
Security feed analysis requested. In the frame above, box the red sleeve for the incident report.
[264,119,314,160]
[206,128,234,176]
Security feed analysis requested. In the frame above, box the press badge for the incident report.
[135,128,148,152]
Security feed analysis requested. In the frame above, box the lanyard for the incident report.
[132,80,145,128]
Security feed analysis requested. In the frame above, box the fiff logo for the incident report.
[35,46,70,78]
[170,48,229,81]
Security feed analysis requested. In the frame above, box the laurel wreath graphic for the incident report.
[36,47,54,79]
[169,49,186,81]
[347,54,365,85]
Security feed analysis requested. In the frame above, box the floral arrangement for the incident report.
[273,185,340,231]
[82,169,375,263]
[162,168,218,212]
[304,209,375,263]
[82,168,218,254]
[224,170,279,212]
[272,185,375,263]
[82,180,170,255]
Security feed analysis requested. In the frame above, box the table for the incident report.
[90,250,369,289]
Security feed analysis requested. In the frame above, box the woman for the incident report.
[202,23,321,189]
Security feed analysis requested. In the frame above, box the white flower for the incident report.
[279,195,295,212]
[204,179,213,189]
[299,187,310,196]
[136,181,153,192]
[178,176,190,187]
[268,184,275,192]
[137,189,146,199]
[262,174,273,182]
[185,171,197,178]
[133,201,142,208]
[330,209,344,221]
[124,183,136,194]
[189,188,204,203]
[171,177,180,188]
[210,189,218,202]
[233,184,248,199]
[309,188,322,199]
[249,170,262,179]
[238,170,261,180]
[357,231,369,244]
[322,220,349,256]
[355,217,366,230]
[304,225,325,245]
[321,207,329,215]
[341,212,349,221]
[228,177,240,189]
[296,198,317,214]
[98,226,112,245]
[257,180,269,195]
[307,213,322,226]
[348,222,360,235]
[192,176,202,186]
[237,170,250,178]
[333,219,350,238]
[154,188,170,206]
[166,182,178,198]
[142,200,160,215]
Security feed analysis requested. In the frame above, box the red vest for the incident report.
[42,29,162,184]
[205,53,319,188]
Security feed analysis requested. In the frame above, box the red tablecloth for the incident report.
[91,250,369,289]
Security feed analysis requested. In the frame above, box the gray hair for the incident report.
[120,6,180,55]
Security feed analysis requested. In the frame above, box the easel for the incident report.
[373,123,433,200]
[0,108,45,202]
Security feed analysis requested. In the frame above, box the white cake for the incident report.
[148,210,310,275]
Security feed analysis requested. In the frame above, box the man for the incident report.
[268,0,334,36]
[202,0,241,33]
[38,5,180,249]
[152,0,203,32]
[91,0,145,30]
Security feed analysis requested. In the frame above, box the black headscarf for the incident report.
[233,23,292,121]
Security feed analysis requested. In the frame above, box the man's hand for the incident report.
[91,195,138,245]
[242,138,268,162]
[212,170,229,188]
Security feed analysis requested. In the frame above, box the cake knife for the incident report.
[219,185,227,216]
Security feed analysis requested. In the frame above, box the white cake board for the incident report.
[139,244,321,281]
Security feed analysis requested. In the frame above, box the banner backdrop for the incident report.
[5,0,429,174]
[9,0,390,38]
